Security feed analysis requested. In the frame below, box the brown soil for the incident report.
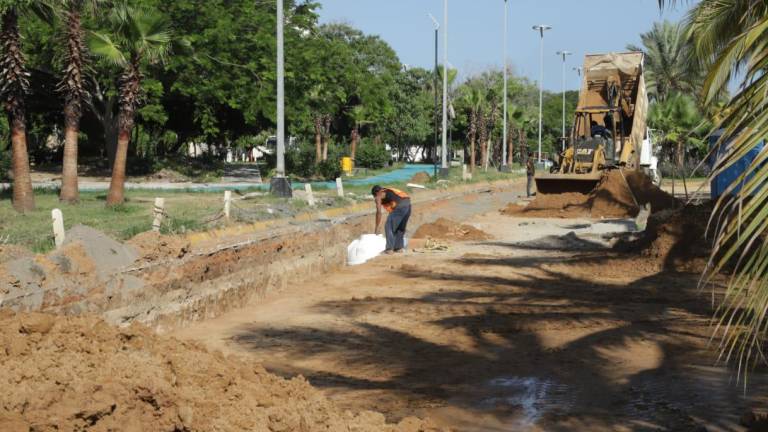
[410,171,432,184]
[0,244,32,264]
[0,311,443,432]
[127,231,191,263]
[173,210,767,431]
[412,218,491,241]
[503,170,677,219]
[616,203,712,272]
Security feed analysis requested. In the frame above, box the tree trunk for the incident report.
[59,120,80,202]
[469,134,476,174]
[106,127,130,206]
[676,138,684,170]
[59,5,86,203]
[2,10,34,212]
[350,127,359,161]
[313,117,322,164]
[10,116,35,212]
[478,115,488,173]
[507,126,515,166]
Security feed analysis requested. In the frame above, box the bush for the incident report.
[317,158,342,180]
[355,139,390,169]
[285,143,317,179]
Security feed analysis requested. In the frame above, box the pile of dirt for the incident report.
[0,244,32,265]
[127,231,191,263]
[64,225,138,276]
[410,171,431,184]
[0,311,443,432]
[615,203,712,271]
[503,170,677,219]
[413,218,491,241]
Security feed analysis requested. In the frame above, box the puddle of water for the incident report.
[479,376,571,428]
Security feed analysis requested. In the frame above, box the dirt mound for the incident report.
[615,203,712,271]
[503,170,677,219]
[0,311,443,432]
[410,171,431,184]
[127,231,191,263]
[64,225,138,275]
[413,218,491,241]
[0,244,32,264]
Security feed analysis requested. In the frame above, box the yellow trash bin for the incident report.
[341,157,354,175]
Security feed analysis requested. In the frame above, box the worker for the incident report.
[526,153,535,197]
[372,185,411,254]
[591,120,612,139]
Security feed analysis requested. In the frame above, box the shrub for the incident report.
[317,158,342,180]
[356,138,390,169]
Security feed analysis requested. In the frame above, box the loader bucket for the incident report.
[534,172,605,195]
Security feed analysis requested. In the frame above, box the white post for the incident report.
[502,0,508,167]
[441,0,449,171]
[336,178,344,197]
[152,197,165,232]
[51,208,65,249]
[304,183,316,206]
[224,190,232,220]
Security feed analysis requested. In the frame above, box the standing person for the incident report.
[526,153,536,197]
[372,185,411,254]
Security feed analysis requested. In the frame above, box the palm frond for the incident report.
[87,31,126,66]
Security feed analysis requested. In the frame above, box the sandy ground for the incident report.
[172,194,767,431]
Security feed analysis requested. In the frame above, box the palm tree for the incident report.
[627,20,702,102]
[460,84,484,173]
[89,4,171,206]
[58,0,99,203]
[659,0,768,379]
[0,2,35,212]
[647,93,706,170]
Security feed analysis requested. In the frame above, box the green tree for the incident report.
[627,20,701,102]
[647,93,707,170]
[89,3,172,206]
[0,0,38,212]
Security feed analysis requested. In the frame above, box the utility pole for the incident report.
[270,0,292,197]
[429,13,439,178]
[557,50,572,152]
[501,0,510,172]
[532,24,551,164]
[440,0,449,177]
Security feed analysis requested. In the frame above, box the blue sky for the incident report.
[317,0,690,91]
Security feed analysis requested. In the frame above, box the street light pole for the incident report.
[270,0,292,197]
[441,0,449,176]
[501,0,509,171]
[557,50,572,151]
[429,14,439,178]
[532,24,551,164]
[573,66,583,88]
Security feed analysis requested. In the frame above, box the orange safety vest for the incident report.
[381,187,410,213]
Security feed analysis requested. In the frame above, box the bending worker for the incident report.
[372,185,411,254]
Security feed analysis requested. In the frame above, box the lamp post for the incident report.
[501,0,510,172]
[573,66,582,88]
[270,0,292,197]
[440,0,449,177]
[429,13,439,178]
[532,24,551,163]
[556,50,572,152]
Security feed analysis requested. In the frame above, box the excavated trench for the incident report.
[0,180,524,332]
